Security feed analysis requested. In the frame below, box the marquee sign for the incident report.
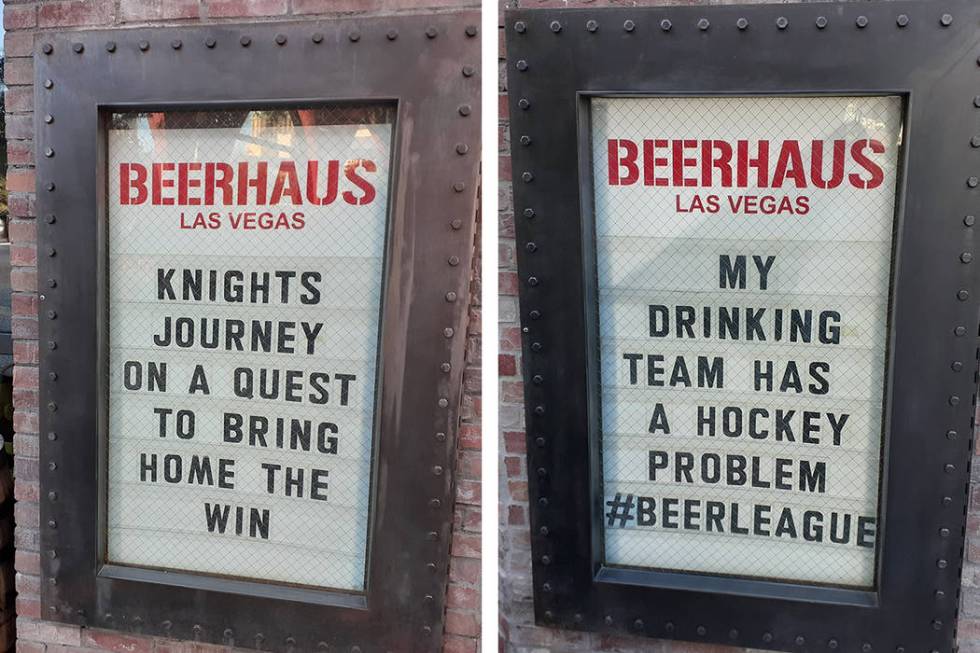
[35,14,479,653]
[507,2,979,652]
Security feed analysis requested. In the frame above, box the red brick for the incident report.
[18,619,82,646]
[4,31,36,57]
[13,433,39,458]
[10,244,37,267]
[38,0,114,28]
[6,114,33,140]
[4,4,37,29]
[17,596,42,619]
[13,362,39,389]
[120,0,199,21]
[83,629,154,653]
[445,609,480,638]
[12,316,38,339]
[7,170,36,194]
[508,504,525,525]
[6,86,34,113]
[4,58,33,85]
[449,555,480,585]
[207,0,287,17]
[456,479,480,504]
[9,219,38,245]
[14,341,39,365]
[443,634,478,653]
[459,424,480,450]
[446,585,479,611]
[13,409,39,435]
[8,193,36,219]
[16,550,41,577]
[499,353,517,376]
[451,531,480,559]
[11,267,38,292]
[7,139,34,165]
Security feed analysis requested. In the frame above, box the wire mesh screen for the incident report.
[104,104,395,592]
[592,96,903,588]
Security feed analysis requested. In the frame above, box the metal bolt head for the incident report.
[972,136,980,148]
[48,279,57,288]
[46,183,56,192]
[550,20,562,33]
[465,25,478,37]
[947,430,958,440]
[949,395,960,406]
[516,59,528,71]
[532,374,543,384]
[729,629,739,640]
[796,636,806,646]
[965,215,976,226]
[776,17,788,30]
[458,104,471,116]
[456,143,469,155]
[939,527,950,537]
[106,42,117,52]
[44,79,54,89]
[952,361,963,372]
[312,32,324,44]
[698,18,710,31]
[462,65,475,77]
[961,252,973,263]
[520,135,532,146]
[605,616,614,625]
[526,242,538,253]
[432,465,443,476]
[624,20,635,32]
[862,644,872,652]
[139,41,150,51]
[535,437,545,447]
[975,96,980,108]
[531,341,542,352]
[969,176,979,188]
[518,98,530,110]
[44,115,54,124]
[205,37,216,48]
[425,26,438,39]
[763,633,774,643]
[440,362,451,373]
[171,39,182,49]
[48,432,57,441]
[660,19,672,32]
[586,20,598,33]
[938,559,949,569]
[48,372,57,381]
[437,398,449,408]
[633,619,644,630]
[387,29,398,41]
[45,148,55,158]
[73,42,84,53]
[942,496,952,506]
[955,326,967,336]
[453,181,466,192]
[737,18,749,30]
[523,208,535,218]
[521,171,534,183]
[940,14,953,26]
[816,16,828,29]
[42,43,54,55]
[514,21,527,34]
[897,14,910,27]
[534,404,545,415]
[435,432,446,442]
[446,291,457,302]
[697,626,707,636]
[944,463,956,473]
[48,490,58,500]
[958,290,969,300]
[828,639,839,650]
[527,275,539,286]
[240,36,251,47]
[275,34,287,45]
[448,255,460,266]
[349,31,361,42]
[541,554,551,565]
[443,328,454,338]
[856,16,869,28]
[451,219,463,230]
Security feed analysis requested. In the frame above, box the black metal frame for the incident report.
[505,2,980,651]
[35,13,480,653]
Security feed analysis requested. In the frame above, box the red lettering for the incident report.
[849,139,886,189]
[342,159,377,206]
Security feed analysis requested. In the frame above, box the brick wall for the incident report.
[497,1,980,652]
[4,1,481,651]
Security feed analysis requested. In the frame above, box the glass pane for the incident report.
[105,104,395,592]
[593,96,903,589]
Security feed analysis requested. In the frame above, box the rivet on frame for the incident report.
[952,361,963,372]
[539,525,549,536]
[48,279,57,288]
[527,275,539,286]
[776,17,788,30]
[46,183,55,192]
[940,14,953,27]
[171,39,182,50]
[698,18,710,31]
[48,490,58,500]
[942,496,953,506]
[543,610,554,621]
[968,176,979,188]
[44,148,55,158]
[897,14,910,28]
[541,555,551,565]
[312,33,324,44]
[48,462,57,471]
[451,219,463,230]
[48,549,56,558]
[44,115,54,124]
[425,26,438,39]
[444,328,455,338]
[462,65,475,77]
[448,256,460,266]
[632,618,643,630]
[435,432,446,442]
[604,616,613,626]
[737,18,749,30]
[223,629,234,642]
[516,59,528,71]
[48,372,57,381]
[534,405,545,415]
[48,432,57,441]
[48,341,57,350]
[957,289,969,300]
[440,363,451,373]
[816,16,828,29]
[162,621,172,632]
[521,171,534,183]
[972,137,980,148]
[862,644,872,653]
[72,43,84,54]
[968,216,978,227]
[42,43,54,55]
[537,467,547,477]
[796,636,806,646]
[349,31,361,42]
[465,25,478,37]
[459,104,472,116]
[387,29,398,41]
[947,430,958,440]
[515,21,527,34]
[936,590,946,599]
[422,626,432,635]
[660,19,672,32]
[955,326,967,336]
[624,20,635,32]
[697,626,707,637]
[520,135,532,146]
[856,16,869,28]
[240,36,251,47]
[944,463,956,473]
[455,143,469,155]
[48,401,57,412]
[532,374,543,384]
[106,41,117,52]
[586,20,598,33]
[438,398,449,408]
[526,242,538,253]
[729,629,739,640]
[44,215,55,224]
[524,208,535,218]
[275,34,287,46]
[949,395,960,406]
[961,252,973,263]
[205,37,217,48]
[828,639,839,649]
[44,79,54,89]
[974,96,980,108]
[665,622,676,633]
[446,291,457,302]
[139,41,149,52]
[940,527,951,537]
[429,498,441,508]
[543,582,553,592]
[433,466,444,476]
[763,633,774,643]
[518,98,531,110]
[531,341,542,352]
[550,20,562,33]
[535,436,545,447]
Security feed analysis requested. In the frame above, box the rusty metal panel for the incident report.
[506,1,979,651]
[35,13,480,652]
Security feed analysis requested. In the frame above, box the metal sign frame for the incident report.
[505,1,979,651]
[35,12,480,652]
